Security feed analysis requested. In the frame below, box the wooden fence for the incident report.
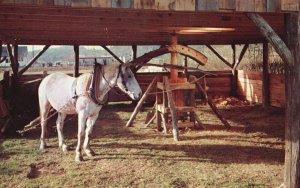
[237,70,285,107]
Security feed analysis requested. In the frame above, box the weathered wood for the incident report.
[13,43,19,75]
[101,46,124,64]
[132,45,137,60]
[196,0,218,11]
[218,0,235,10]
[112,0,133,8]
[18,45,50,77]
[91,0,111,7]
[161,113,168,134]
[231,44,237,97]
[163,76,179,141]
[262,42,270,107]
[281,0,299,11]
[134,0,157,9]
[135,44,207,70]
[206,45,232,68]
[190,75,231,129]
[126,76,157,127]
[233,44,249,70]
[6,44,15,75]
[247,13,292,65]
[71,0,91,7]
[170,35,178,80]
[267,0,281,12]
[284,12,300,188]
[74,45,79,77]
[145,113,156,127]
[0,41,2,58]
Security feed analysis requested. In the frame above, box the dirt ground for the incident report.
[0,99,285,188]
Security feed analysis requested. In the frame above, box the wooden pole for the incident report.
[132,45,137,60]
[233,44,249,70]
[13,43,19,75]
[247,13,292,65]
[206,45,232,68]
[18,45,50,77]
[231,44,237,97]
[74,45,79,77]
[284,12,300,188]
[0,41,2,59]
[170,35,178,80]
[190,75,231,129]
[101,45,124,64]
[262,42,270,107]
[126,76,157,127]
[163,76,179,141]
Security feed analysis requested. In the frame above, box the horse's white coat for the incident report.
[38,63,142,162]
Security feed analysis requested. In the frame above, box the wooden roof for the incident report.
[0,4,286,46]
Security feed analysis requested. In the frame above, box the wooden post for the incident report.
[18,45,50,77]
[13,43,19,75]
[206,45,232,68]
[170,35,178,80]
[163,76,179,141]
[132,45,137,60]
[126,76,157,127]
[74,45,79,77]
[262,42,270,108]
[0,41,2,59]
[231,44,237,97]
[284,12,300,188]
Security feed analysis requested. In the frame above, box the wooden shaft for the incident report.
[163,76,179,141]
[101,45,124,64]
[170,35,178,80]
[262,42,270,107]
[233,44,249,70]
[74,45,79,77]
[13,43,19,75]
[132,45,137,60]
[284,13,300,188]
[18,45,50,77]
[231,44,237,97]
[206,45,232,68]
[126,76,157,127]
[0,41,2,58]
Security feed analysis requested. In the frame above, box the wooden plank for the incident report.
[163,76,179,141]
[267,0,280,12]
[126,76,157,127]
[112,0,133,8]
[255,0,267,12]
[91,0,111,7]
[37,0,54,5]
[174,0,195,11]
[218,0,236,11]
[74,45,79,77]
[236,0,255,11]
[284,13,300,188]
[196,0,218,11]
[281,0,299,11]
[54,0,71,6]
[134,0,157,9]
[71,0,91,7]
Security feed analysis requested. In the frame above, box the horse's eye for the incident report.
[128,75,132,79]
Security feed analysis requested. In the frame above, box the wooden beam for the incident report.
[231,44,238,97]
[132,45,137,60]
[6,44,16,74]
[126,76,157,127]
[13,43,19,75]
[74,45,79,77]
[134,44,208,70]
[0,41,2,58]
[0,57,6,63]
[233,44,249,70]
[206,45,233,68]
[247,13,292,65]
[262,42,270,107]
[189,75,231,129]
[163,76,179,141]
[18,45,50,77]
[284,12,300,188]
[170,35,178,80]
[101,46,124,64]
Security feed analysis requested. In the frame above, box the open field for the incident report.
[0,102,285,187]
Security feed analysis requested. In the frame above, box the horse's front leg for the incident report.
[83,114,99,157]
[75,111,87,162]
[56,112,68,152]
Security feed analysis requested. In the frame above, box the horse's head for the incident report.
[116,63,142,101]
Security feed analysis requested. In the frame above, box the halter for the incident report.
[89,63,128,105]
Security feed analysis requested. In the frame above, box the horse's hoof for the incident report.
[75,155,83,163]
[85,150,95,158]
[62,145,68,153]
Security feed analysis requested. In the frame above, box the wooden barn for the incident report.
[0,0,299,187]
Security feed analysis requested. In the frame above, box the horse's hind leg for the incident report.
[39,100,51,151]
[84,114,99,157]
[57,112,68,152]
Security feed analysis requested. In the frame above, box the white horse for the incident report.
[38,63,142,162]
